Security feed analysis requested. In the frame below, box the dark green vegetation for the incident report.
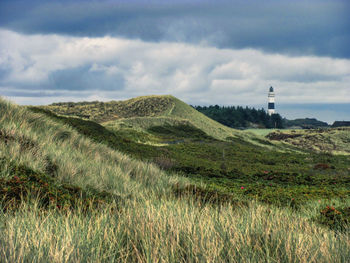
[194,105,284,128]
[194,105,330,129]
[284,118,329,129]
[333,121,350,127]
[28,106,350,211]
[155,138,350,209]
[316,205,350,231]
[0,157,121,212]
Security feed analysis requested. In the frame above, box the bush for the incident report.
[315,205,350,231]
[313,163,330,170]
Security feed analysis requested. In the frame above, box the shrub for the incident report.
[315,205,350,231]
[314,163,330,170]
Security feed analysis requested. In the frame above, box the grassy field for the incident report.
[1,97,350,262]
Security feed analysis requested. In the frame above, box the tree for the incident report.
[193,105,284,129]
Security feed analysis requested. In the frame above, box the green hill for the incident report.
[44,95,244,141]
[1,97,350,262]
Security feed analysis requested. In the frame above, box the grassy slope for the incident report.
[0,98,183,202]
[266,128,350,155]
[1,98,350,262]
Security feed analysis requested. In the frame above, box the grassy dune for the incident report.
[266,128,350,155]
[0,99,179,198]
[1,98,350,262]
[44,95,244,141]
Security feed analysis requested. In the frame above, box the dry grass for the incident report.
[42,95,175,122]
[1,201,349,263]
[266,128,350,155]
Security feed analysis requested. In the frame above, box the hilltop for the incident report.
[44,95,244,141]
[47,95,175,121]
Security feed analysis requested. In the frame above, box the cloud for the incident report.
[0,0,349,58]
[1,29,349,113]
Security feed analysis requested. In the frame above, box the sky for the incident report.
[0,0,349,123]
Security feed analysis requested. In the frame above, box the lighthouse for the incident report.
[268,86,275,115]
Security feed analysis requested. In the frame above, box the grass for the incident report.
[0,157,122,212]
[265,128,350,155]
[1,200,349,262]
[245,128,282,137]
[1,98,184,200]
[43,95,175,122]
[1,97,350,262]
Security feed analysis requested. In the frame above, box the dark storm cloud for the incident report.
[0,0,349,58]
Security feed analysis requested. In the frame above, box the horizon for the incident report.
[1,0,349,123]
[4,93,347,125]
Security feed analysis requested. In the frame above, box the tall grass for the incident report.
[0,98,185,199]
[1,200,349,262]
[1,98,350,262]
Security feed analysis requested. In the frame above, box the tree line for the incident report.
[193,105,284,129]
